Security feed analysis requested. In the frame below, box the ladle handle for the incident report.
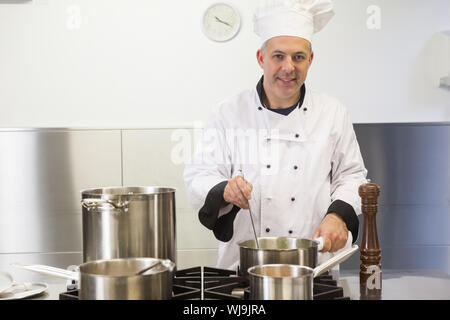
[136,261,161,275]
[236,169,259,249]
[248,202,260,249]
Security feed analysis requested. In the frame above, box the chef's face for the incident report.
[257,36,313,106]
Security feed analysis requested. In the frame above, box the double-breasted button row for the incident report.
[264,134,300,140]
[265,228,294,234]
[265,164,298,170]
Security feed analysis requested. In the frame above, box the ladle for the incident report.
[135,261,162,276]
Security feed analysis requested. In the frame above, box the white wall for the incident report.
[0,0,449,127]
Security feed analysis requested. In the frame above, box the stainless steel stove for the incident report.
[59,266,348,300]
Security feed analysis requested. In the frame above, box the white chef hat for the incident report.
[253,0,335,44]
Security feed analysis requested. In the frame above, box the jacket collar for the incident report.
[256,75,306,111]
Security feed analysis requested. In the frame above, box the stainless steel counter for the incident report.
[9,269,450,300]
[339,269,450,300]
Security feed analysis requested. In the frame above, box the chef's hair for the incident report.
[260,40,268,56]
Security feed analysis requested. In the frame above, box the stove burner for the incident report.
[59,266,349,300]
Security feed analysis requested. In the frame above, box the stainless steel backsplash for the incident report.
[342,123,450,273]
[0,124,449,275]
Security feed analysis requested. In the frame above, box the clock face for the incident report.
[202,3,241,42]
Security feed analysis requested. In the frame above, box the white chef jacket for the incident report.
[183,85,367,271]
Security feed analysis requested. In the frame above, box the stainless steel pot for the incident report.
[79,258,175,300]
[249,264,313,300]
[238,236,324,278]
[16,258,175,300]
[81,186,176,263]
[248,245,359,300]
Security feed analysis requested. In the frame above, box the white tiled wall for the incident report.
[176,209,219,251]
[176,250,219,270]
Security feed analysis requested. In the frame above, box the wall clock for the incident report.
[202,2,241,42]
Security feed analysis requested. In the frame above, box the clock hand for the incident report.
[215,16,232,27]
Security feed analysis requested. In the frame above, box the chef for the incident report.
[184,0,367,271]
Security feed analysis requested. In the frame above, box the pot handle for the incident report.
[161,259,176,272]
[12,263,79,281]
[312,244,359,278]
[314,237,324,251]
[81,198,129,211]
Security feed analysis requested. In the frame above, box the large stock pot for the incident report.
[81,187,176,263]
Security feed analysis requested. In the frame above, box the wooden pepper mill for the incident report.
[359,183,382,300]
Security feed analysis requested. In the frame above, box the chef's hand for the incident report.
[223,176,253,210]
[312,213,348,252]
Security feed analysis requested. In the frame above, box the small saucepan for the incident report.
[247,245,359,300]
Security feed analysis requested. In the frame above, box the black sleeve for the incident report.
[326,200,359,243]
[198,181,241,242]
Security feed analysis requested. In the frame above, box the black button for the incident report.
[289,230,293,234]
[294,165,298,170]
[291,197,295,201]
[295,134,300,138]
[258,107,263,110]
[266,228,270,233]
[303,108,308,111]
[266,164,271,169]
